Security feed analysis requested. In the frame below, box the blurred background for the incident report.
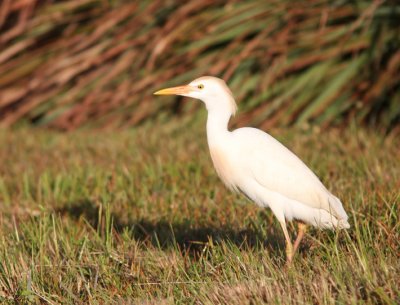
[0,0,399,132]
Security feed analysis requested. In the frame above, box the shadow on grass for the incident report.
[55,199,286,258]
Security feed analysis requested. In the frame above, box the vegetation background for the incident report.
[0,0,399,304]
[0,0,399,131]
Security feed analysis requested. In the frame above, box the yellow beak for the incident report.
[153,85,192,95]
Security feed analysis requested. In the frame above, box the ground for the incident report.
[0,121,398,304]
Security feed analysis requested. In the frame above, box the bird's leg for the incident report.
[278,220,293,264]
[293,222,307,254]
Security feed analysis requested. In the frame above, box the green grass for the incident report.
[0,122,399,304]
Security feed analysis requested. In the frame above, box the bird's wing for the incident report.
[233,128,348,220]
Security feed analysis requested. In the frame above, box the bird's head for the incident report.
[154,76,237,116]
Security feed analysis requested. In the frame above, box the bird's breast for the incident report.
[209,146,238,191]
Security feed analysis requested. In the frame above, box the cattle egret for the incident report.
[154,76,350,263]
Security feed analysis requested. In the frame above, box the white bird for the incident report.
[154,76,350,263]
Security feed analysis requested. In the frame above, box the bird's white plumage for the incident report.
[154,75,350,261]
[210,127,349,228]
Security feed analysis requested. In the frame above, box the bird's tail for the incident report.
[328,195,350,229]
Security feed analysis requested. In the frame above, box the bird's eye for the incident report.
[197,84,204,89]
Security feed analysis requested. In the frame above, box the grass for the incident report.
[0,121,399,304]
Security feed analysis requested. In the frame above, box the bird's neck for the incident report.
[206,109,231,147]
